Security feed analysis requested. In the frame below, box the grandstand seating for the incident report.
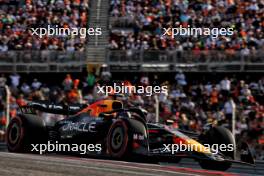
[0,0,90,51]
[109,0,263,52]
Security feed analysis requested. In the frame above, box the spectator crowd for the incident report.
[1,0,263,62]
[0,0,90,51]
[109,0,264,60]
[0,71,263,159]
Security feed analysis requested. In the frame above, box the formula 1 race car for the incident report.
[6,98,255,171]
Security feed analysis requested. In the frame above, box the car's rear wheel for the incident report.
[6,117,26,152]
[199,126,235,171]
[107,120,131,158]
[7,115,47,153]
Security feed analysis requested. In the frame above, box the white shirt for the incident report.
[10,75,20,87]
[21,84,31,94]
[0,45,8,52]
[32,81,42,90]
[220,79,231,91]
[0,77,6,87]
[224,100,235,114]
[205,84,212,94]
[175,73,187,86]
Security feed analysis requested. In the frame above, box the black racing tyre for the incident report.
[107,120,131,158]
[6,117,26,152]
[199,126,236,171]
[6,115,47,153]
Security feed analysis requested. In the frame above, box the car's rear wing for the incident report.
[19,100,88,115]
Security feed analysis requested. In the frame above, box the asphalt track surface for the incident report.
[0,143,263,176]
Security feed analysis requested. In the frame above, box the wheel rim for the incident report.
[9,122,20,144]
[111,126,124,151]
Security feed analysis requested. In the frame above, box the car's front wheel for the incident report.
[107,120,131,158]
[199,126,235,171]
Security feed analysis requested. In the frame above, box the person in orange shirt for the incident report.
[67,89,79,103]
[67,79,82,103]
[210,87,219,111]
[16,94,27,107]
